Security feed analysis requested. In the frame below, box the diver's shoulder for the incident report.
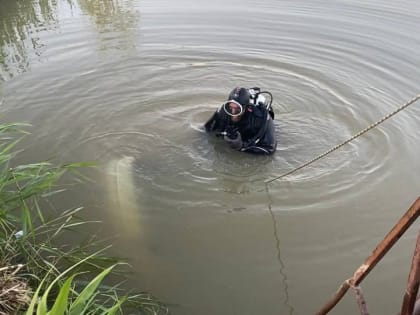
[247,104,268,118]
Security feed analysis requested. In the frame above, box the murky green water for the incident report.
[1,0,420,314]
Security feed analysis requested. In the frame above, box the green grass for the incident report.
[0,122,168,315]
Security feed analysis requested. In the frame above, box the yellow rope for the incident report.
[266,94,420,184]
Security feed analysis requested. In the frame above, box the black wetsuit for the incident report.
[204,104,277,154]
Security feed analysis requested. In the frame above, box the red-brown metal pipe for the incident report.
[316,197,420,315]
[400,227,420,315]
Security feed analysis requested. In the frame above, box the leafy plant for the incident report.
[26,260,126,315]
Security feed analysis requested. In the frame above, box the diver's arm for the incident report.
[204,110,219,132]
[204,106,231,134]
[224,131,243,150]
[205,111,244,150]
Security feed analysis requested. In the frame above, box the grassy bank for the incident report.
[0,123,168,314]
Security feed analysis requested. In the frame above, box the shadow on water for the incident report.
[0,0,58,80]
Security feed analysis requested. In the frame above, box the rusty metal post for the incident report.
[400,227,420,315]
[316,197,420,315]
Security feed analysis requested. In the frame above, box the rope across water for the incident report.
[266,94,420,184]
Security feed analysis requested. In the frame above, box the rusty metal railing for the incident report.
[316,197,420,315]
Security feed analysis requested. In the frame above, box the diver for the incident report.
[204,87,277,154]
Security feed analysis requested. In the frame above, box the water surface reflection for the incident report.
[0,0,141,80]
[78,0,140,50]
[0,0,58,80]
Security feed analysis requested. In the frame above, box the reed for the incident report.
[0,122,168,314]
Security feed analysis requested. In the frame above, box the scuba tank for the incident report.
[248,87,275,119]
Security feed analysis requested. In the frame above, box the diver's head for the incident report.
[228,87,250,107]
[224,87,250,122]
